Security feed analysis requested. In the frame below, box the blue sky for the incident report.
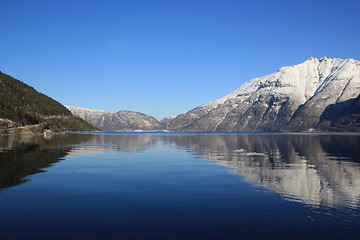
[1,0,359,119]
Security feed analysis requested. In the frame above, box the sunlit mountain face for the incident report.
[169,57,360,132]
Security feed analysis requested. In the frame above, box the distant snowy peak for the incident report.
[160,116,177,126]
[66,106,108,118]
[66,105,109,128]
[169,57,360,132]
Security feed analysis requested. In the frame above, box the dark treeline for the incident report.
[0,71,98,132]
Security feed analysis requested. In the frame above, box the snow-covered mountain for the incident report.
[66,106,109,126]
[168,57,360,132]
[159,116,176,126]
[94,110,164,132]
[66,106,164,132]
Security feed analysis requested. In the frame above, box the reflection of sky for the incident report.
[2,133,360,209]
[67,134,360,209]
[64,134,360,208]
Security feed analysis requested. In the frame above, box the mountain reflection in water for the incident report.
[0,134,92,189]
[1,133,360,209]
[165,134,360,208]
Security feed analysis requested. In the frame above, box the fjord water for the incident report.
[0,133,359,239]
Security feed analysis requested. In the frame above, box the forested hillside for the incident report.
[0,71,98,132]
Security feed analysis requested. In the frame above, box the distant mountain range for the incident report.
[168,57,360,132]
[2,57,359,133]
[66,106,166,132]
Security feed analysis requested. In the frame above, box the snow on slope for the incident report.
[159,116,177,126]
[66,106,164,131]
[168,57,360,132]
[95,110,164,132]
[66,106,108,126]
[204,57,355,109]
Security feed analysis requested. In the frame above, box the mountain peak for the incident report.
[169,57,360,132]
[306,56,350,63]
[308,56,319,61]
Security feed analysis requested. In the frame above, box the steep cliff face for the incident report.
[168,57,360,132]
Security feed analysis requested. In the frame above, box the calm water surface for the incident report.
[0,133,360,240]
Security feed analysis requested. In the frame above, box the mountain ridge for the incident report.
[5,56,357,133]
[66,106,165,132]
[168,57,360,132]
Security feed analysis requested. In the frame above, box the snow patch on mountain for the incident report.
[66,106,108,118]
[66,106,164,132]
[159,116,176,126]
[168,57,360,132]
